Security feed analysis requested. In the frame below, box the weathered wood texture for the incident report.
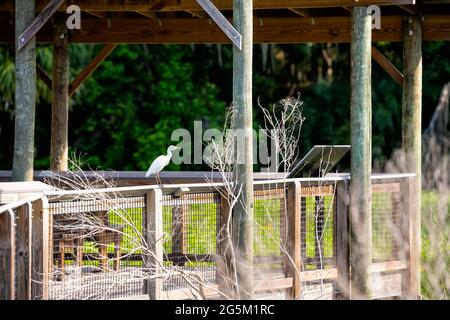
[17,0,64,50]
[31,198,49,300]
[1,16,449,44]
[402,16,422,298]
[335,181,350,299]
[0,1,418,11]
[372,46,404,86]
[36,63,52,89]
[146,189,163,300]
[12,0,36,182]
[50,23,70,172]
[69,44,117,97]
[350,6,373,299]
[0,211,15,300]
[16,203,32,300]
[286,181,301,299]
[232,0,254,300]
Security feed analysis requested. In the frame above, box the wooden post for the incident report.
[286,181,302,299]
[402,15,422,299]
[0,210,15,300]
[217,189,234,299]
[336,181,350,299]
[350,6,373,299]
[16,203,32,300]
[232,0,254,299]
[146,189,163,300]
[51,22,70,172]
[172,195,187,267]
[12,0,36,181]
[31,198,49,300]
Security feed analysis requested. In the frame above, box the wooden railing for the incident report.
[0,173,417,300]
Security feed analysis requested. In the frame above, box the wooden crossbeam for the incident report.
[36,64,52,89]
[372,45,404,86]
[0,0,417,12]
[69,44,117,97]
[17,0,64,51]
[1,15,450,44]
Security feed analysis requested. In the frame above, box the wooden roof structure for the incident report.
[1,0,450,44]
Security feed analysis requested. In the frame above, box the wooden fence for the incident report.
[0,174,418,300]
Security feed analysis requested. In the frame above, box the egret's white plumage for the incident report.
[145,145,180,184]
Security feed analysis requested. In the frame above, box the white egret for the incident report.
[145,145,181,185]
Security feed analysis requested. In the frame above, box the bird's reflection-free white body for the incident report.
[146,145,180,184]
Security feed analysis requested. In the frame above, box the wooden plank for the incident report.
[195,0,242,49]
[371,182,401,193]
[300,185,335,197]
[372,272,402,299]
[146,189,163,300]
[161,285,220,300]
[0,1,418,11]
[232,0,254,300]
[51,23,70,172]
[0,210,15,300]
[286,181,301,299]
[301,268,338,282]
[36,64,52,89]
[31,198,49,300]
[255,278,293,292]
[402,16,422,299]
[335,181,350,299]
[216,189,234,298]
[17,0,64,51]
[372,46,404,86]
[2,15,450,44]
[171,199,187,267]
[12,0,36,182]
[369,260,408,273]
[16,203,32,300]
[68,44,117,97]
[349,6,373,300]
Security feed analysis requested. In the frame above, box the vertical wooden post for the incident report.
[31,198,49,300]
[12,0,36,181]
[232,0,254,299]
[217,189,234,299]
[286,181,302,299]
[146,189,163,300]
[336,180,350,299]
[402,15,422,299]
[172,195,187,267]
[0,210,15,300]
[350,6,373,299]
[51,22,70,172]
[16,203,32,300]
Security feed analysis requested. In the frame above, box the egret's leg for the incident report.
[156,173,162,186]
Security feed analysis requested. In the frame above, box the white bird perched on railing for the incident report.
[145,145,181,185]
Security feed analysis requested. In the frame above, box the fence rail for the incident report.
[0,174,417,300]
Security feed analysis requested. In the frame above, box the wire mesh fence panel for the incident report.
[300,185,336,272]
[253,189,287,281]
[161,192,220,293]
[371,183,402,262]
[47,196,147,300]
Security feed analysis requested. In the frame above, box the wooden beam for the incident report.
[372,45,404,86]
[36,63,52,89]
[350,6,373,300]
[31,198,49,300]
[335,181,350,299]
[0,210,15,300]
[286,181,301,299]
[0,1,419,12]
[2,15,450,44]
[16,203,32,300]
[401,15,422,298]
[13,0,36,182]
[17,0,64,51]
[232,0,254,299]
[69,44,117,97]
[51,23,70,172]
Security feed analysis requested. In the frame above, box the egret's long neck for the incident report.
[166,149,172,159]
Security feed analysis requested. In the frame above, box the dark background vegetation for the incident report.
[0,42,449,171]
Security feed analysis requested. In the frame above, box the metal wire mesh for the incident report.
[300,185,336,271]
[253,188,287,281]
[48,196,146,300]
[372,183,402,262]
[161,192,220,292]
